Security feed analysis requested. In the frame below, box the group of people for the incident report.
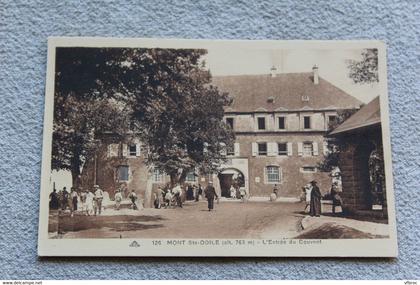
[302,180,343,217]
[49,185,106,216]
[152,181,219,211]
[229,185,247,201]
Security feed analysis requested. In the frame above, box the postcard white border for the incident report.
[38,37,398,257]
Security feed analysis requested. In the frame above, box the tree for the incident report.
[317,109,359,173]
[124,48,234,186]
[347,48,378,84]
[52,47,234,188]
[52,48,133,186]
[52,97,132,186]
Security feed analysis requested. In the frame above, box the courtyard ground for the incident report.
[48,200,389,239]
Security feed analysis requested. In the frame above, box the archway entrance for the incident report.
[218,168,245,198]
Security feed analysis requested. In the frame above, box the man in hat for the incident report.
[93,185,104,215]
[309,180,322,217]
[204,181,218,211]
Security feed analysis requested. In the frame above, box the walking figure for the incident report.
[205,181,218,211]
[309,180,322,217]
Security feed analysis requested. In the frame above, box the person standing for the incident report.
[330,182,343,215]
[61,187,69,210]
[204,181,218,211]
[172,184,183,208]
[49,189,59,210]
[128,190,138,210]
[230,185,236,199]
[193,185,199,202]
[85,190,94,216]
[309,180,322,217]
[198,184,203,200]
[93,185,104,216]
[70,187,79,217]
[114,189,123,210]
[303,184,312,213]
[79,189,88,215]
[239,186,247,202]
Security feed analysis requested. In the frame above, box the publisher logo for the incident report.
[129,241,140,248]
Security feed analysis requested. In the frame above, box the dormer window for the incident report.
[257,117,266,130]
[267,96,275,103]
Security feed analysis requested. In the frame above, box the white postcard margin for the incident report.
[37,37,398,257]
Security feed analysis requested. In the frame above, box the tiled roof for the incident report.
[211,73,362,112]
[329,96,381,135]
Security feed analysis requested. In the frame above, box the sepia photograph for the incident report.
[38,38,397,256]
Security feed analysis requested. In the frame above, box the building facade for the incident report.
[80,66,362,205]
[329,97,387,217]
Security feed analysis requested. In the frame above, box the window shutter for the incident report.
[297,142,303,156]
[136,143,141,156]
[279,167,283,182]
[268,142,277,156]
[287,142,293,156]
[313,142,319,156]
[323,141,329,155]
[234,142,240,157]
[220,142,227,156]
[108,144,119,157]
[252,142,257,156]
[107,145,112,157]
[122,143,128,157]
[263,166,267,184]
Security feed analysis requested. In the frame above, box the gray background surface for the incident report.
[0,0,419,280]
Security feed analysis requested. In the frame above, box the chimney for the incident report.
[312,64,319,85]
[270,66,277,78]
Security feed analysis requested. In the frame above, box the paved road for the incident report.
[49,200,306,239]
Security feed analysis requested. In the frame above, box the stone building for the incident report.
[329,96,387,217]
[81,66,362,205]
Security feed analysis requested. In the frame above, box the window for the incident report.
[328,115,337,128]
[278,117,286,130]
[278,143,288,156]
[266,166,281,183]
[304,116,311,129]
[257,117,266,130]
[258,142,268,156]
[303,142,313,156]
[301,166,317,173]
[153,168,164,183]
[128,144,137,156]
[117,166,129,181]
[186,171,197,182]
[226,117,234,129]
[226,143,235,156]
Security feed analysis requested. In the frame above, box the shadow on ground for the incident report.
[49,214,165,234]
[295,223,388,239]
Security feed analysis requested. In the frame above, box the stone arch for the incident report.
[217,168,245,198]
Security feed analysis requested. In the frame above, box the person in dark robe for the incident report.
[204,181,218,211]
[49,189,59,210]
[61,187,69,210]
[309,180,322,217]
[186,184,194,200]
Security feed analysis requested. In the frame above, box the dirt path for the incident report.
[50,201,305,239]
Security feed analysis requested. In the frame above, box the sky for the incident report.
[203,48,380,104]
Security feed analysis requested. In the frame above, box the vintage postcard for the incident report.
[38,38,397,257]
